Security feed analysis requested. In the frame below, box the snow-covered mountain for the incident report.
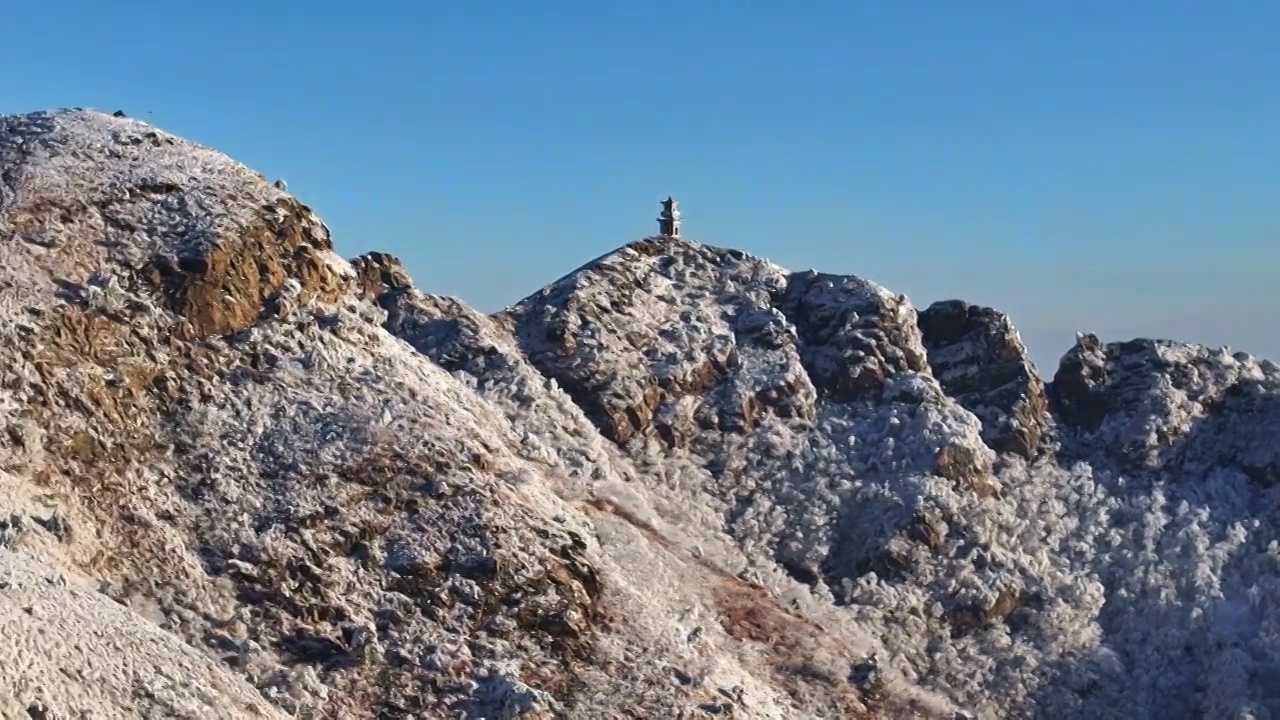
[2,108,1279,720]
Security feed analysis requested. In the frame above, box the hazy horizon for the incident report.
[4,2,1277,368]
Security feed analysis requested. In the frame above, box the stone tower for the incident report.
[657,196,682,237]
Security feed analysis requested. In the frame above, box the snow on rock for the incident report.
[0,547,288,719]
[779,269,930,402]
[353,250,878,717]
[6,107,1280,720]
[502,235,1076,714]
[503,236,993,485]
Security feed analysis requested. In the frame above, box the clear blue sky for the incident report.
[3,2,1278,369]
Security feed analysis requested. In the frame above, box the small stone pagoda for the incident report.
[657,197,682,237]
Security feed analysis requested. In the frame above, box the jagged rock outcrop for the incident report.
[918,300,1053,459]
[350,250,414,301]
[143,193,350,338]
[780,271,929,402]
[504,239,993,483]
[1051,334,1280,480]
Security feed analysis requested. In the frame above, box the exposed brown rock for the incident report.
[919,300,1053,458]
[144,196,347,338]
[934,443,996,498]
[608,382,663,445]
[947,589,1035,637]
[350,251,414,301]
[1049,332,1111,432]
[906,509,949,552]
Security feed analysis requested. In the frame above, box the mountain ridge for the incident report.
[2,107,1279,719]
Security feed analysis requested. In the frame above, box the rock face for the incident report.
[143,193,349,338]
[780,270,930,403]
[5,108,1280,720]
[918,300,1053,459]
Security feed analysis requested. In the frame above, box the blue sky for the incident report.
[3,1,1278,368]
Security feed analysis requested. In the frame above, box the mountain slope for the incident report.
[0,109,884,719]
[3,108,1280,720]
[495,236,1280,719]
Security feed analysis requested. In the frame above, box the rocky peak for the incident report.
[504,237,967,451]
[1050,334,1280,480]
[918,300,1053,459]
[0,109,354,339]
[504,236,804,445]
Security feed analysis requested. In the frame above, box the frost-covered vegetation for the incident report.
[1,108,1278,719]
